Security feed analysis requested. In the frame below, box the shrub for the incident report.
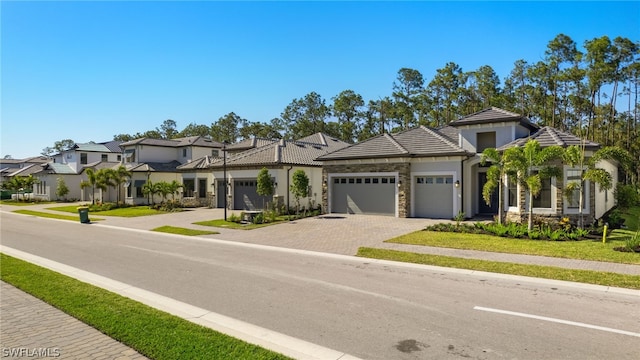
[253,212,264,224]
[625,231,640,252]
[527,230,541,240]
[615,183,640,209]
[228,213,240,223]
[454,211,465,226]
[604,209,625,229]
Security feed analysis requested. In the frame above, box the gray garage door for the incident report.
[331,176,395,215]
[414,175,454,218]
[233,179,270,210]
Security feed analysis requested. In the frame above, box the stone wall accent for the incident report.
[322,162,411,217]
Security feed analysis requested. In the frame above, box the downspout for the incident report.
[287,165,293,212]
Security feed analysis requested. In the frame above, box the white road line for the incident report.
[474,306,640,338]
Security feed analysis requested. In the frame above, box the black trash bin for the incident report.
[77,207,90,224]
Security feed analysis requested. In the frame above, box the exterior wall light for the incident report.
[454,180,460,188]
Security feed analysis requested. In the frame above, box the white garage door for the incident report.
[414,175,454,218]
[331,176,395,215]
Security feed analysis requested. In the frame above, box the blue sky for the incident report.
[2,1,638,159]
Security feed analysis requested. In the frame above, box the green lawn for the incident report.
[357,248,640,289]
[0,254,289,360]
[13,209,104,222]
[193,217,290,230]
[0,200,55,206]
[621,206,640,231]
[152,226,219,236]
[47,205,167,217]
[386,229,640,265]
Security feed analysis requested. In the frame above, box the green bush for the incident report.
[605,209,625,229]
[615,183,640,209]
[625,231,640,252]
[228,213,240,223]
[253,212,264,224]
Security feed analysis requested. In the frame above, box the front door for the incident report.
[217,181,226,208]
[478,172,498,215]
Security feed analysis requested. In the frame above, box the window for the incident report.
[372,178,379,184]
[183,179,195,197]
[117,155,121,161]
[356,178,362,184]
[124,149,135,163]
[532,176,552,208]
[382,178,388,183]
[348,178,355,184]
[364,178,371,184]
[80,153,87,164]
[101,154,108,162]
[566,169,582,209]
[508,179,518,207]
[476,132,496,152]
[212,150,219,157]
[134,180,145,198]
[198,179,207,198]
[416,177,424,184]
[182,148,187,157]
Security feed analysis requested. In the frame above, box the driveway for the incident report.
[2,203,435,255]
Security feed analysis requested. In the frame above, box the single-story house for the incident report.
[317,107,618,223]
[179,133,351,211]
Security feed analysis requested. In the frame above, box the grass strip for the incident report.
[46,205,166,217]
[152,226,219,236]
[193,218,288,230]
[386,230,640,265]
[357,247,640,289]
[13,209,103,222]
[0,253,290,360]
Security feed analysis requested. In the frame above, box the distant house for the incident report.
[24,142,123,201]
[179,133,350,210]
[51,141,123,173]
[120,136,223,205]
[318,107,618,223]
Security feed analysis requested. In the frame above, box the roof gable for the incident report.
[317,127,469,161]
[450,107,538,130]
[498,126,600,150]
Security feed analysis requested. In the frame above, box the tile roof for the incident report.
[176,156,219,170]
[225,138,277,151]
[436,125,460,144]
[450,107,538,130]
[204,133,350,168]
[317,126,469,161]
[101,141,124,153]
[120,136,222,148]
[498,126,600,150]
[73,143,111,152]
[39,163,77,175]
[5,164,44,177]
[128,161,182,172]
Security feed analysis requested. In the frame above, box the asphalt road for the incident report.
[2,212,639,360]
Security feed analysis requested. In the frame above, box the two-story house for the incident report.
[317,107,618,223]
[120,136,223,204]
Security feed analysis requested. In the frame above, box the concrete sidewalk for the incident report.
[0,281,148,360]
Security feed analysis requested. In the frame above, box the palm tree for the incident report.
[504,139,564,230]
[109,166,132,204]
[80,169,98,204]
[141,180,156,205]
[480,148,511,224]
[167,180,183,201]
[563,144,633,228]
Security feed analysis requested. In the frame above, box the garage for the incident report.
[330,176,396,215]
[413,175,454,218]
[233,179,270,210]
